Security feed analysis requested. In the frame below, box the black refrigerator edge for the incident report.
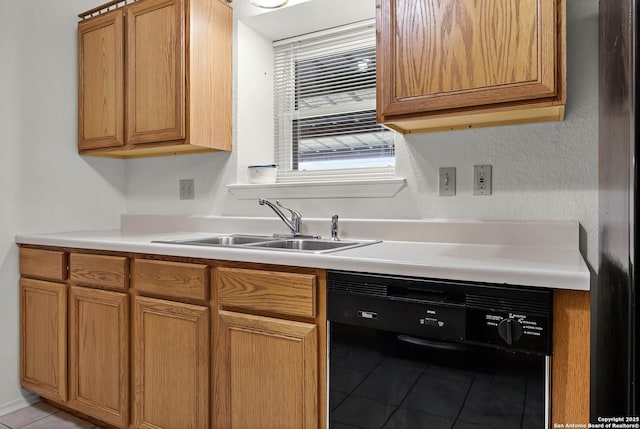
[598,0,639,418]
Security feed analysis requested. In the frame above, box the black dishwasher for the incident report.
[327,270,553,429]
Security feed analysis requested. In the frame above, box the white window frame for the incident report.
[273,20,395,183]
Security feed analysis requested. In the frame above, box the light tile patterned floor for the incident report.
[0,402,99,429]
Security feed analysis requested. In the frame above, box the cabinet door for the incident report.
[20,279,67,402]
[68,287,129,428]
[215,310,318,429]
[134,296,209,429]
[378,0,558,117]
[77,9,124,150]
[126,0,186,145]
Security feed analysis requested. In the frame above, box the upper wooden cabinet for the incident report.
[77,0,232,158]
[377,0,566,133]
[126,0,186,145]
[77,10,124,150]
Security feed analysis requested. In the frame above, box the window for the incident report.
[273,21,395,183]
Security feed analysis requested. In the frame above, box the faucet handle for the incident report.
[276,200,301,219]
[275,200,302,234]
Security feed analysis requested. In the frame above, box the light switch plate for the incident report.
[439,167,456,196]
[180,179,195,200]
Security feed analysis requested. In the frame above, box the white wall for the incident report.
[0,0,126,413]
[126,0,599,268]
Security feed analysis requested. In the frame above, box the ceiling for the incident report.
[239,0,375,41]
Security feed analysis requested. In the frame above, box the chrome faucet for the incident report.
[259,198,302,236]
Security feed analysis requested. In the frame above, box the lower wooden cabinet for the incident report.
[68,286,129,428]
[134,296,210,429]
[20,278,67,403]
[17,245,588,429]
[18,248,324,429]
[552,290,591,425]
[214,310,318,429]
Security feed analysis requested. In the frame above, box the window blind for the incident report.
[273,20,395,183]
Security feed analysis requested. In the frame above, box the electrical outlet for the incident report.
[180,179,195,200]
[473,165,492,195]
[439,167,456,196]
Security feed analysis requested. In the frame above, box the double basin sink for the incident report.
[154,234,379,254]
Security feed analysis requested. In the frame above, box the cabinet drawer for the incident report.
[20,248,67,282]
[134,259,208,301]
[217,267,316,318]
[70,253,129,290]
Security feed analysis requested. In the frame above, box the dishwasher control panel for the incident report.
[327,270,553,355]
[466,309,551,354]
[328,292,466,342]
[465,288,553,354]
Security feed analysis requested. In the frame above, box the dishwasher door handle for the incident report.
[397,334,471,353]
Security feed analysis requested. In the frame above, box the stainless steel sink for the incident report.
[153,234,275,246]
[153,235,379,253]
[250,239,371,252]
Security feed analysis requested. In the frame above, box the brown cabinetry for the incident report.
[126,0,186,146]
[19,247,68,403]
[377,0,566,133]
[68,286,129,428]
[215,311,318,429]
[134,258,208,302]
[217,267,316,318]
[19,247,328,429]
[77,10,124,150]
[552,290,590,425]
[70,253,129,290]
[134,296,209,429]
[213,266,324,429]
[67,251,131,427]
[20,248,67,282]
[77,0,232,158]
[20,278,67,403]
[17,245,590,428]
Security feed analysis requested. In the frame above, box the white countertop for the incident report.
[15,215,591,291]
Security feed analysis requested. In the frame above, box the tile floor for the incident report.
[0,402,99,429]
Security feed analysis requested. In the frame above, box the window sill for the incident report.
[227,178,407,200]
